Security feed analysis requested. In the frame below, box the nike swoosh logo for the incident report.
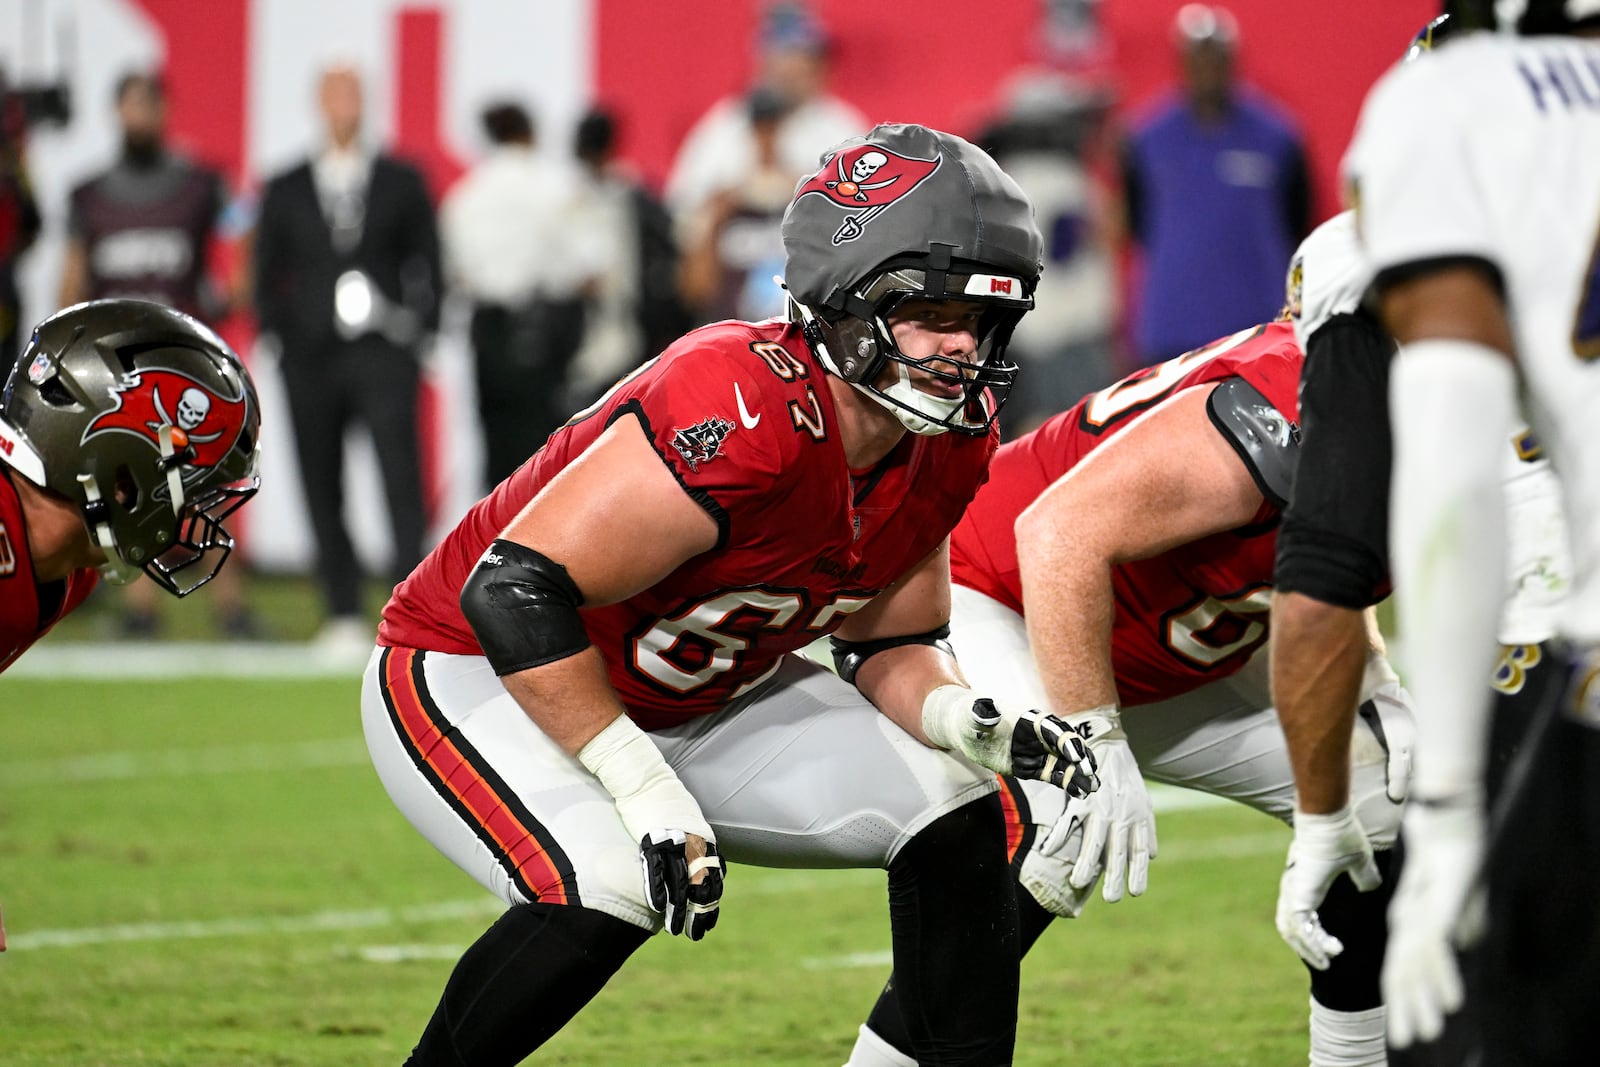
[734,382,761,429]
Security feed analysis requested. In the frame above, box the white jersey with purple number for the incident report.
[1288,207,1573,644]
[1343,37,1600,640]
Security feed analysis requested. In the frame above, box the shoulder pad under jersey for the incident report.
[1287,210,1374,351]
[1207,376,1300,510]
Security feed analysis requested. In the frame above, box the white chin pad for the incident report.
[866,361,967,436]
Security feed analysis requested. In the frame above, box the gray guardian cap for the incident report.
[781,123,1043,435]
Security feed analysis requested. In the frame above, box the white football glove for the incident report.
[577,715,725,940]
[1359,674,1416,805]
[1275,805,1381,970]
[1046,706,1157,903]
[1383,796,1488,1048]
[922,685,1099,797]
[1020,794,1097,918]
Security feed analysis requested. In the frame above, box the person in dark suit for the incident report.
[252,64,440,650]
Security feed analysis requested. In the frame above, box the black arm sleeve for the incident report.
[1274,311,1393,608]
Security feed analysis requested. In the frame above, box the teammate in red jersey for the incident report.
[361,124,1099,1067]
[846,319,1415,1067]
[0,298,261,949]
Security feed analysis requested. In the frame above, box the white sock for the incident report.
[843,1023,918,1067]
[1309,998,1387,1067]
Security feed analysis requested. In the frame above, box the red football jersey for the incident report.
[951,322,1303,706]
[380,319,997,729]
[0,467,99,673]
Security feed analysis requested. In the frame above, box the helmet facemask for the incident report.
[793,253,1033,436]
[0,299,263,598]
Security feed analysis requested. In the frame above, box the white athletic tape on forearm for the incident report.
[577,714,712,843]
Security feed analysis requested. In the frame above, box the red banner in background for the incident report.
[595,0,1435,224]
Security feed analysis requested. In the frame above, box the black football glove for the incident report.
[640,829,725,941]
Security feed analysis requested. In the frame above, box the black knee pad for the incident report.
[1307,849,1395,1011]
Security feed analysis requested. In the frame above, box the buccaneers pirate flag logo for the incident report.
[83,368,250,476]
[795,144,942,246]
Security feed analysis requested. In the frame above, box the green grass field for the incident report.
[0,667,1314,1066]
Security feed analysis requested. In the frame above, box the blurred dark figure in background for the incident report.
[676,88,794,326]
[252,64,440,654]
[979,72,1119,436]
[1120,4,1310,366]
[664,1,865,249]
[60,70,261,640]
[564,108,685,411]
[441,102,593,488]
[0,74,42,368]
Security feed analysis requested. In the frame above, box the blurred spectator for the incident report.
[440,102,594,488]
[1119,4,1310,365]
[60,70,262,640]
[0,74,41,368]
[664,1,866,257]
[676,87,795,325]
[979,71,1120,436]
[252,64,440,652]
[564,107,686,410]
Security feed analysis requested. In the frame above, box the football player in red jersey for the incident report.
[845,316,1415,1067]
[361,124,1099,1067]
[0,298,261,950]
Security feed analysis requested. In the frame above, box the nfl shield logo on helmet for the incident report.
[26,351,52,385]
[795,144,942,246]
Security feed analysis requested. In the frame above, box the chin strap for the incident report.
[77,472,141,585]
[780,276,960,437]
[157,424,187,516]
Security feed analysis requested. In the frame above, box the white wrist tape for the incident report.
[1292,805,1362,841]
[1066,703,1125,746]
[577,714,711,843]
[921,684,979,750]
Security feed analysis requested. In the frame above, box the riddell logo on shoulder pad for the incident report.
[0,432,13,456]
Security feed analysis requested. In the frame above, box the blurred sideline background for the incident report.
[1,0,1430,643]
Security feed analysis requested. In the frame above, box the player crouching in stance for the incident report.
[0,298,262,949]
[360,123,1098,1067]
[847,277,1414,1067]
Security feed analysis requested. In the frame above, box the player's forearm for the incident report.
[853,642,966,746]
[1270,591,1368,813]
[501,645,635,756]
[1016,516,1119,712]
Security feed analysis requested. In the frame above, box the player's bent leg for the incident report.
[853,776,1059,1067]
[360,647,665,1062]
[886,794,1020,1066]
[658,655,998,868]
[1116,653,1404,1067]
[660,656,1016,1065]
[407,901,649,1066]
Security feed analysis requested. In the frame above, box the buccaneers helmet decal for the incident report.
[84,367,251,475]
[795,145,942,246]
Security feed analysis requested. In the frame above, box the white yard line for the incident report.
[4,830,1285,955]
[1,641,371,681]
[4,898,505,951]
[0,738,370,786]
